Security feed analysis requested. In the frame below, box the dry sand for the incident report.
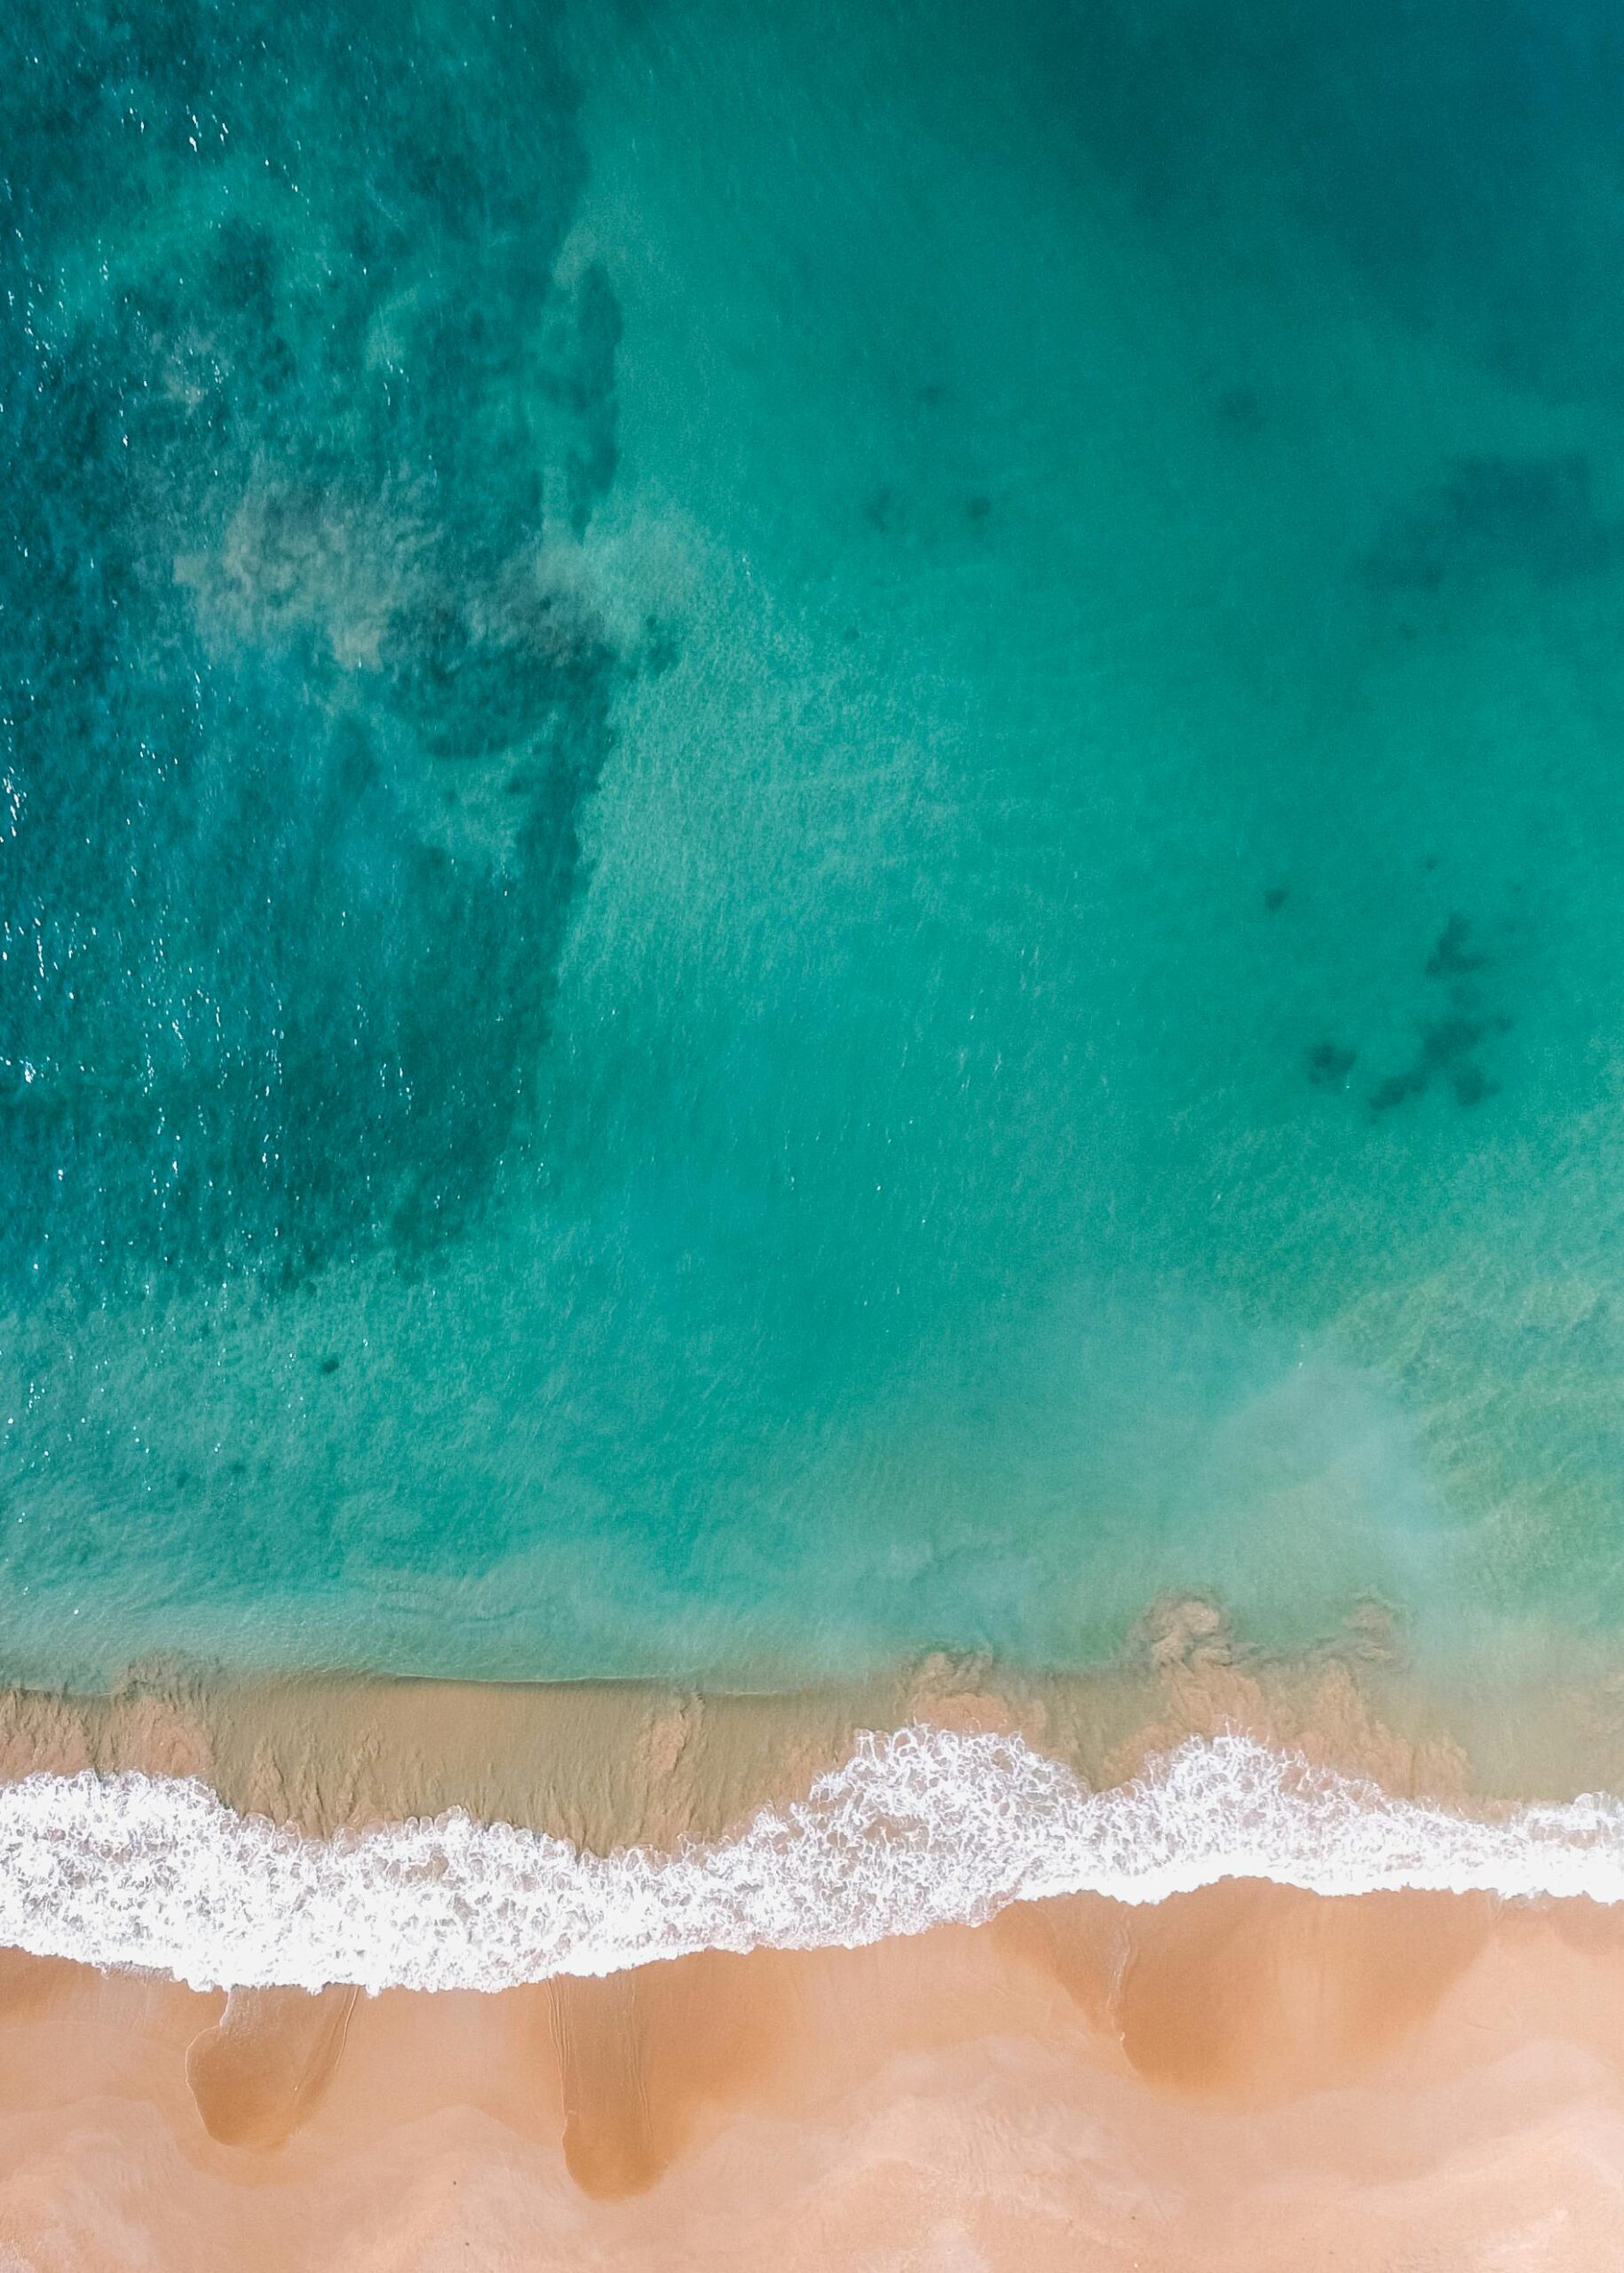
[0,1885,1622,2268]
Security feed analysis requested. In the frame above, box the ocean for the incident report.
[15,20,1624,2260]
[7,0,1624,1715]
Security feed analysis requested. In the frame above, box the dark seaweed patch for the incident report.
[1307,1041,1357,1089]
[0,3,625,1300]
[1424,912,1486,978]
[1363,918,1512,1115]
[1364,454,1624,590]
[1368,1065,1430,1115]
[1304,910,1513,1118]
[1450,1061,1496,1108]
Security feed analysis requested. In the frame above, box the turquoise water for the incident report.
[6,0,1624,1686]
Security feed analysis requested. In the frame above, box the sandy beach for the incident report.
[0,1881,1621,2268]
[0,1612,1619,2257]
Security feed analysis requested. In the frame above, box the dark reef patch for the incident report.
[1422,912,1487,979]
[0,1,623,1299]
[1367,917,1511,1116]
[1306,1041,1357,1090]
[1368,1007,1507,1114]
[1302,914,1515,1120]
[1363,455,1624,591]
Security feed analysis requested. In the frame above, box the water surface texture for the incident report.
[6,0,1624,1684]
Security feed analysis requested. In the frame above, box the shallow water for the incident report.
[7,0,1624,1689]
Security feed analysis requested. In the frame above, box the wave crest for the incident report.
[2,1728,1621,1992]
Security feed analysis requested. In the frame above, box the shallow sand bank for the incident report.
[5,1597,1624,1845]
[2,1883,1623,2268]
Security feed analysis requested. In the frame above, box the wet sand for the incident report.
[7,1596,1624,1849]
[1,1884,1623,2268]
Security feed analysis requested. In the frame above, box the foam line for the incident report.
[0,1729,1620,1992]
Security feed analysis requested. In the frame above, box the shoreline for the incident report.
[3,1600,1624,1992]
[4,1593,1624,1846]
[12,1724,1624,1996]
[6,1610,1624,2258]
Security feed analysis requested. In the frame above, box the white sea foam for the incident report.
[1,1728,1623,1992]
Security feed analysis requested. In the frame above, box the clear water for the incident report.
[7,0,1624,1687]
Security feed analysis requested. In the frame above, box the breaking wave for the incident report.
[4,1727,1624,1992]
